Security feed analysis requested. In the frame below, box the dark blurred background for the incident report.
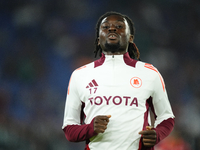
[0,0,200,149]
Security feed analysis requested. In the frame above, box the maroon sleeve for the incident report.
[153,118,175,144]
[63,118,98,142]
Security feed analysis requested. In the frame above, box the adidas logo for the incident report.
[86,79,98,88]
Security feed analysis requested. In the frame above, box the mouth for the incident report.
[107,33,118,40]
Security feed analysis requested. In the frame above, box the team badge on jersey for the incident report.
[130,77,142,88]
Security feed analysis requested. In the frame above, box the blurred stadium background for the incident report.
[0,0,200,149]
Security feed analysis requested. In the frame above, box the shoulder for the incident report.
[136,61,162,80]
[72,62,94,76]
[136,61,158,73]
[138,61,165,91]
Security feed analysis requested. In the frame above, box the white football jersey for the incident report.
[62,53,174,150]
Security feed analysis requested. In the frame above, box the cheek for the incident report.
[99,32,107,43]
[121,33,130,43]
[99,31,106,38]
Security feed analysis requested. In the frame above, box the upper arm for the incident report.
[62,71,82,129]
[148,66,175,127]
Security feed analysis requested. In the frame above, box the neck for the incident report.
[103,50,127,55]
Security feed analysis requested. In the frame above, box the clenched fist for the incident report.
[93,115,111,134]
[138,126,157,147]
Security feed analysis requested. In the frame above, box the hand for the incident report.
[93,115,111,134]
[138,126,157,147]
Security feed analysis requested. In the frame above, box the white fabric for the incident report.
[62,54,174,150]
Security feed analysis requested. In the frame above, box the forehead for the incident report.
[101,15,127,24]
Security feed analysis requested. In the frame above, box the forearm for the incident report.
[63,118,97,142]
[153,118,175,144]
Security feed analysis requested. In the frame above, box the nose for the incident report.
[108,24,117,32]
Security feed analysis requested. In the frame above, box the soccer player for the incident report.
[62,11,175,150]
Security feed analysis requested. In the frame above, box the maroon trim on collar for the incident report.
[123,52,137,68]
[94,52,137,68]
[94,53,105,68]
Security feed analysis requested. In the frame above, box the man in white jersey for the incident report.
[62,11,175,150]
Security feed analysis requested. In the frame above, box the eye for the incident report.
[116,25,123,29]
[101,23,110,29]
[115,22,125,29]
[102,25,109,29]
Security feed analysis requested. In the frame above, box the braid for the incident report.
[128,43,140,60]
[94,11,141,60]
[94,38,102,58]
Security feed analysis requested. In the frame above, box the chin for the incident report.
[105,42,120,52]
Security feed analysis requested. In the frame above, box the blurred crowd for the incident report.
[0,0,200,149]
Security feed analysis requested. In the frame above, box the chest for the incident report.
[77,67,154,106]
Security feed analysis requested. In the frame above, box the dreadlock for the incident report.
[94,11,140,60]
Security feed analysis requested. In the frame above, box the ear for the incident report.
[129,35,134,43]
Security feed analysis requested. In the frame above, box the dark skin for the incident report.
[94,15,157,147]
[93,115,111,134]
[98,15,133,55]
[139,126,157,147]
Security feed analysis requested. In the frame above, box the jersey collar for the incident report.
[94,52,137,68]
